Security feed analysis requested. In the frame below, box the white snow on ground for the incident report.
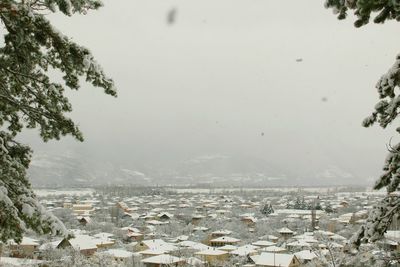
[34,189,94,197]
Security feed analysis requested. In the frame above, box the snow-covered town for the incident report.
[0,187,398,266]
[3,0,400,266]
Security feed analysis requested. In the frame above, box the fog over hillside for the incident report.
[27,142,379,187]
[18,0,400,187]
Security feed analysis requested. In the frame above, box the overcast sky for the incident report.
[22,0,400,183]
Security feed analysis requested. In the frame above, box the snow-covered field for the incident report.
[168,186,348,194]
[34,188,95,197]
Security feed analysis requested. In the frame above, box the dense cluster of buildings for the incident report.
[0,188,398,266]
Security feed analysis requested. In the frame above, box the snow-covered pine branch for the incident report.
[326,0,400,248]
[0,0,115,242]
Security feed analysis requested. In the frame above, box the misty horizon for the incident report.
[18,0,400,186]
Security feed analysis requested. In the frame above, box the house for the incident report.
[278,227,294,240]
[8,237,40,258]
[127,231,144,241]
[251,252,300,267]
[157,212,174,221]
[230,245,258,257]
[93,232,115,249]
[77,216,92,226]
[195,248,229,265]
[122,227,144,241]
[56,235,98,256]
[384,230,400,251]
[139,248,171,258]
[141,254,185,267]
[241,216,258,226]
[210,236,240,247]
[135,239,177,253]
[294,250,317,263]
[178,240,210,252]
[141,213,158,221]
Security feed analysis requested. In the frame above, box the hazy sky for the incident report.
[22,0,400,183]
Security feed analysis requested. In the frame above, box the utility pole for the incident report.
[311,198,317,231]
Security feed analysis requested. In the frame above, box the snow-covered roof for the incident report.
[252,240,275,247]
[141,254,184,264]
[127,232,143,238]
[258,245,286,252]
[314,230,335,236]
[103,249,134,258]
[242,216,258,222]
[259,234,279,241]
[383,239,398,246]
[295,250,317,261]
[210,236,240,243]
[175,235,189,241]
[385,230,400,241]
[219,244,238,251]
[146,219,168,225]
[287,240,311,248]
[230,245,258,256]
[211,229,232,235]
[278,227,294,234]
[39,239,63,251]
[195,248,228,256]
[251,252,297,267]
[93,232,114,239]
[140,239,177,252]
[8,237,39,246]
[192,214,206,219]
[139,248,167,256]
[193,226,209,231]
[69,235,98,251]
[157,212,174,218]
[178,241,210,251]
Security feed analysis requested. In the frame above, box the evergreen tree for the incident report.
[315,202,323,211]
[261,203,274,216]
[324,203,334,213]
[293,196,303,209]
[326,0,400,246]
[300,197,308,210]
[0,0,115,242]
